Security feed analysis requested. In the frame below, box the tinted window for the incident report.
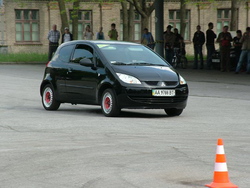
[58,44,74,63]
[72,44,93,63]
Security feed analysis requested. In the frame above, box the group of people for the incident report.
[142,23,250,74]
[141,25,186,66]
[192,22,250,73]
[48,23,250,74]
[47,23,119,60]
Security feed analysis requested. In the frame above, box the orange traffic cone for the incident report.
[205,138,238,188]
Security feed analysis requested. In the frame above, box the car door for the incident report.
[65,44,99,103]
[51,44,75,100]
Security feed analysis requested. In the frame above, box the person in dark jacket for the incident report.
[216,25,232,72]
[193,25,205,69]
[206,22,217,69]
[61,27,73,44]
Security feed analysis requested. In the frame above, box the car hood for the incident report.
[112,66,179,81]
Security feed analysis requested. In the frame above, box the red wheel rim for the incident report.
[45,92,51,103]
[104,97,110,110]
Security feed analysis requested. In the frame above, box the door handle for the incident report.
[68,67,73,73]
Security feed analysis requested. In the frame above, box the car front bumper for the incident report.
[117,85,188,109]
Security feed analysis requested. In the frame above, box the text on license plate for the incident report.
[152,89,176,96]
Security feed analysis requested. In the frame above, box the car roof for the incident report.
[60,40,141,47]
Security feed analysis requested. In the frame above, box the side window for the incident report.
[57,45,74,63]
[72,44,93,63]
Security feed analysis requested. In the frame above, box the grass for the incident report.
[0,53,48,62]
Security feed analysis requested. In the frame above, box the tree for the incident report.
[180,0,186,38]
[121,1,129,41]
[121,1,135,41]
[71,1,80,40]
[58,0,69,34]
[127,0,155,35]
[231,0,239,31]
[57,0,80,40]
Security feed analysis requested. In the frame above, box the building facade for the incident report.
[0,0,249,55]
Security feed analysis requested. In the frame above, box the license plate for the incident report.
[212,59,220,63]
[152,89,175,97]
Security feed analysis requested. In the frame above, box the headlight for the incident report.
[116,73,141,84]
[179,75,187,85]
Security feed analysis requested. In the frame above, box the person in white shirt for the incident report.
[84,25,94,40]
[61,27,73,43]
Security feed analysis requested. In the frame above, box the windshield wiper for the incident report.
[129,62,166,66]
[111,61,128,65]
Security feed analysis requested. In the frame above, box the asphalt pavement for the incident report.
[0,63,250,188]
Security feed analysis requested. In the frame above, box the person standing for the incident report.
[206,22,217,69]
[173,28,182,48]
[216,26,232,72]
[108,23,118,40]
[96,27,105,40]
[141,28,155,50]
[233,30,242,69]
[61,27,73,44]
[193,25,205,69]
[163,25,176,64]
[235,27,250,74]
[47,24,60,60]
[84,25,94,40]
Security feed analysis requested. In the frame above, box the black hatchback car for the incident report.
[40,40,188,117]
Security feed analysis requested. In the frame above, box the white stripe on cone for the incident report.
[214,162,228,172]
[216,145,225,154]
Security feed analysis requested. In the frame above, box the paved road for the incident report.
[0,64,249,188]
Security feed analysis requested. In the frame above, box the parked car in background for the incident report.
[40,40,188,117]
[211,48,236,70]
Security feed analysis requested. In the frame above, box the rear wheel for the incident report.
[101,89,120,117]
[164,108,183,116]
[42,84,60,110]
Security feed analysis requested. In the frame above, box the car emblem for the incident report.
[160,82,166,87]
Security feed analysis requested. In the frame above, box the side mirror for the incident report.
[79,58,93,67]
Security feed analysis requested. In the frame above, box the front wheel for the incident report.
[101,89,120,117]
[164,108,183,116]
[42,84,60,110]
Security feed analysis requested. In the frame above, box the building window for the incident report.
[70,10,92,40]
[15,9,39,42]
[120,11,141,41]
[217,9,232,33]
[169,10,190,41]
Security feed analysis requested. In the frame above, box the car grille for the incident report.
[129,96,187,104]
[144,81,178,86]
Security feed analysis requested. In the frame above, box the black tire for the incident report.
[164,108,183,116]
[101,89,120,117]
[42,84,60,110]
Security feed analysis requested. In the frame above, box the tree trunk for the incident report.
[130,0,155,41]
[231,0,238,31]
[180,0,186,38]
[128,2,134,41]
[72,1,80,40]
[141,16,149,32]
[121,1,129,41]
[58,0,69,34]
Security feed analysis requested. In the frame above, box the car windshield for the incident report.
[97,43,169,66]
